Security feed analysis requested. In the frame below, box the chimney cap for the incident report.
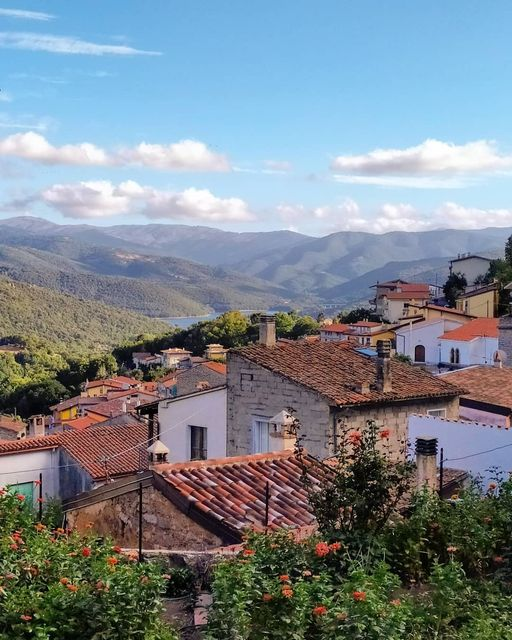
[260,314,276,323]
[147,440,170,455]
[415,436,438,456]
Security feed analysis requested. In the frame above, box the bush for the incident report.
[0,488,179,639]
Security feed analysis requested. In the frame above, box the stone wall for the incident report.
[66,485,223,551]
[0,427,18,440]
[227,353,333,458]
[227,352,459,459]
[498,314,512,365]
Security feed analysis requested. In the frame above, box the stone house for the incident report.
[64,450,326,550]
[227,317,462,460]
[0,415,26,440]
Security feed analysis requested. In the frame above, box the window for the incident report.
[8,481,34,504]
[451,348,460,364]
[252,417,270,454]
[189,426,207,460]
[414,344,426,363]
[427,408,447,418]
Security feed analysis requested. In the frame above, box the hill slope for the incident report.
[0,277,171,352]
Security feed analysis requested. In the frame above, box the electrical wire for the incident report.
[444,441,512,463]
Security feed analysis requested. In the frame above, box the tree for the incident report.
[505,234,512,266]
[338,307,381,324]
[443,272,467,307]
[9,378,69,417]
[290,315,319,339]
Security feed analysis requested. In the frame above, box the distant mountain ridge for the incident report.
[1,216,509,309]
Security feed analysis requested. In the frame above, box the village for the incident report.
[2,251,512,636]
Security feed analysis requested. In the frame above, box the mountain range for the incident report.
[0,216,509,315]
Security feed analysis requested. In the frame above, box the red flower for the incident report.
[66,584,78,592]
[82,547,91,558]
[106,556,118,566]
[329,542,342,552]
[33,480,42,486]
[243,548,255,556]
[315,542,330,557]
[20,615,32,621]
[36,498,44,504]
[281,586,293,598]
[279,574,290,582]
[60,577,69,585]
[16,494,25,502]
[262,593,273,602]
[312,605,328,616]
[353,591,366,602]
[379,429,390,439]
[111,545,122,553]
[9,544,18,551]
[348,431,362,446]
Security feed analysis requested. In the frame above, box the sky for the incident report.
[1,1,512,235]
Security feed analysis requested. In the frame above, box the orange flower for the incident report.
[243,548,255,556]
[34,523,46,532]
[390,599,401,606]
[312,605,328,616]
[55,527,65,535]
[111,545,122,553]
[315,542,330,557]
[329,542,342,552]
[348,431,362,446]
[279,574,290,582]
[106,556,118,566]
[82,547,91,558]
[353,591,366,602]
[66,584,78,592]
[16,494,25,502]
[20,615,32,621]
[488,482,497,491]
[379,429,390,439]
[281,586,293,598]
[59,577,69,585]
[262,593,273,602]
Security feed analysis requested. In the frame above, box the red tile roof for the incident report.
[439,318,498,341]
[155,451,328,534]
[0,415,25,433]
[320,323,350,333]
[441,366,512,410]
[62,415,104,431]
[85,379,127,391]
[232,341,462,406]
[203,361,227,375]
[50,395,104,412]
[0,422,148,480]
[350,321,382,327]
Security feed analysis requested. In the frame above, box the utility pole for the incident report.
[138,481,143,563]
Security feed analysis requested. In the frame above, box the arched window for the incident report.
[455,348,460,364]
[450,348,455,364]
[414,344,426,363]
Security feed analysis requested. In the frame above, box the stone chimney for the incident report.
[259,315,276,348]
[375,339,392,392]
[415,436,438,491]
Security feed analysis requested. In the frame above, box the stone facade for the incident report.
[227,352,459,460]
[498,314,512,365]
[66,485,223,551]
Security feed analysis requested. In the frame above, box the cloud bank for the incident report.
[15,180,254,222]
[0,132,230,171]
[0,8,54,21]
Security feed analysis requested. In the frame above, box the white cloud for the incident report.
[119,140,230,172]
[0,115,51,131]
[263,160,292,173]
[0,131,108,164]
[36,180,254,222]
[333,174,469,189]
[0,32,160,56]
[0,91,12,102]
[0,131,230,171]
[277,198,512,234]
[331,139,512,180]
[0,8,54,20]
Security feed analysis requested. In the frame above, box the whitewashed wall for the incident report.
[408,414,512,486]
[0,449,60,503]
[440,337,498,367]
[395,319,462,364]
[158,387,227,463]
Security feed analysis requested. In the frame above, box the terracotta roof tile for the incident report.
[320,323,350,333]
[155,451,328,533]
[62,415,104,431]
[232,341,462,406]
[203,361,227,375]
[0,421,148,480]
[0,415,25,433]
[441,366,512,411]
[439,318,498,341]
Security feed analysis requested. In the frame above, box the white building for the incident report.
[158,386,227,463]
[0,446,60,503]
[449,254,491,286]
[395,318,463,365]
[439,318,498,367]
[409,414,512,487]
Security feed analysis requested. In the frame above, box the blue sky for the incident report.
[1,1,512,235]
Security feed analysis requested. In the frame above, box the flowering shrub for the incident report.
[0,488,179,639]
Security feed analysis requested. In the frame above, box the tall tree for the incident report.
[443,272,467,307]
[505,234,512,266]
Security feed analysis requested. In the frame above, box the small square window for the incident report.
[190,426,207,460]
[427,408,447,418]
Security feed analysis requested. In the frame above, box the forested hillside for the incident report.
[0,277,170,352]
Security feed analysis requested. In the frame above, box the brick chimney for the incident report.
[259,315,276,347]
[375,339,392,392]
[415,436,438,491]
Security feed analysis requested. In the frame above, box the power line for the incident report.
[0,407,204,478]
[444,441,512,463]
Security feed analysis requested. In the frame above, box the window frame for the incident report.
[252,416,271,454]
[189,425,208,461]
[427,408,447,418]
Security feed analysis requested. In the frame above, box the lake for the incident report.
[165,310,276,330]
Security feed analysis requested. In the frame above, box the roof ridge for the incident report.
[156,450,296,473]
